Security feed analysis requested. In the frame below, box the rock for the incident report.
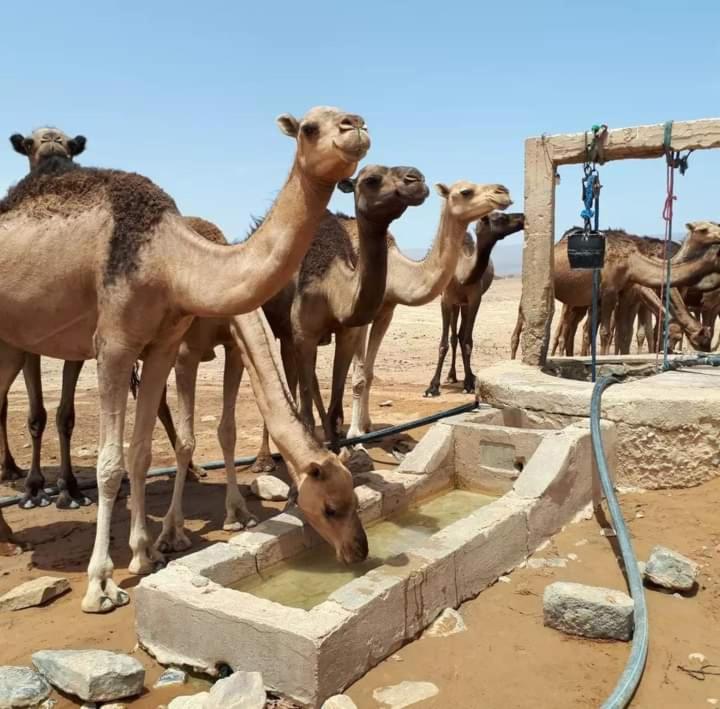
[321,696,358,709]
[423,608,467,638]
[168,693,210,709]
[200,415,216,423]
[32,650,144,702]
[637,561,646,577]
[206,671,266,709]
[528,557,568,569]
[498,575,511,584]
[689,653,707,664]
[543,581,634,641]
[250,475,289,502]
[0,576,70,611]
[0,666,51,708]
[372,681,439,709]
[101,705,128,709]
[575,539,589,547]
[566,553,579,562]
[154,668,187,689]
[708,700,718,707]
[644,546,699,592]
[378,400,393,407]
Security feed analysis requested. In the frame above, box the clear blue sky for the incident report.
[2,0,718,273]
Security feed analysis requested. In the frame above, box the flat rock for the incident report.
[168,692,210,709]
[372,681,440,709]
[250,475,289,502]
[423,608,467,638]
[543,582,634,641]
[32,650,144,702]
[644,545,698,592]
[0,576,70,611]
[154,668,187,689]
[0,666,51,708]
[321,695,358,709]
[206,671,265,709]
[528,557,568,569]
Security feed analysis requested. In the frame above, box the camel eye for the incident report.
[363,175,382,188]
[301,122,319,137]
[324,506,337,518]
[460,188,474,198]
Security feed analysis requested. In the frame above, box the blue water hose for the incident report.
[593,353,720,708]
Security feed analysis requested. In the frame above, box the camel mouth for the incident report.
[333,139,370,164]
[397,183,430,206]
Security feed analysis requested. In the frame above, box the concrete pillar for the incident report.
[520,137,556,366]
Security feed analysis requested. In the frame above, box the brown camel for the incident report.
[0,106,371,613]
[347,182,514,438]
[424,211,524,396]
[0,129,92,509]
[248,165,430,472]
[511,223,720,359]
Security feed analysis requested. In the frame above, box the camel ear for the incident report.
[10,134,29,156]
[435,183,450,199]
[68,135,86,156]
[276,114,300,138]
[685,222,696,232]
[308,466,327,482]
[337,178,356,194]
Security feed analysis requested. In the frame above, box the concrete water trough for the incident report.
[135,407,614,707]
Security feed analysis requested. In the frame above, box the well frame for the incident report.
[520,118,720,367]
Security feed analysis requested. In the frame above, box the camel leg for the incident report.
[219,346,257,531]
[614,295,636,356]
[346,326,369,441]
[459,297,482,393]
[295,339,320,436]
[0,346,25,486]
[82,343,136,614]
[155,345,201,554]
[1,393,25,482]
[20,354,50,509]
[55,360,92,509]
[510,305,523,360]
[550,304,570,356]
[352,306,394,434]
[425,300,452,397]
[327,328,363,444]
[447,305,460,384]
[157,384,207,481]
[599,293,617,356]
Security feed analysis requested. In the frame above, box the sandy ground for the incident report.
[1,276,719,708]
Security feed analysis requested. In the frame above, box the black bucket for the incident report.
[566,228,605,270]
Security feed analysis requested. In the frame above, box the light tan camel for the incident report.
[510,224,720,359]
[0,106,371,613]
[0,129,93,510]
[424,212,524,396]
[249,165,430,472]
[347,182,513,438]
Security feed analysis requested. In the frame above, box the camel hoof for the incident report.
[128,556,157,576]
[0,466,25,482]
[78,496,93,507]
[81,594,116,614]
[447,374,458,384]
[187,463,208,482]
[19,496,36,510]
[154,530,191,554]
[250,457,276,475]
[56,492,79,510]
[246,516,258,529]
[424,386,441,398]
[463,378,477,394]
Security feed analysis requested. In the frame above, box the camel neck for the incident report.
[335,212,391,327]
[628,248,717,289]
[384,206,466,307]
[171,158,335,317]
[461,231,499,285]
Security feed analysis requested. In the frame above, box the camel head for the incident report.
[10,128,86,170]
[685,324,712,353]
[337,165,429,222]
[276,106,370,185]
[679,221,720,261]
[435,181,512,224]
[290,450,368,564]
[475,211,525,241]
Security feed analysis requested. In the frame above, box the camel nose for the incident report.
[339,114,367,132]
[403,168,425,184]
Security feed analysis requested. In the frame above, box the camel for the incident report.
[0,129,93,510]
[510,223,720,359]
[248,165,430,472]
[424,211,524,397]
[347,182,513,438]
[0,106,371,613]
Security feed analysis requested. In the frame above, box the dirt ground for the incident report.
[1,276,719,708]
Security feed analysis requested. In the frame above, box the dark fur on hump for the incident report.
[247,210,358,291]
[184,216,228,245]
[0,156,178,285]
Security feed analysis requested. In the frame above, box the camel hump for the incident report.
[298,211,357,290]
[184,216,229,245]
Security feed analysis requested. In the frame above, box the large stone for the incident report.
[321,695,358,709]
[168,692,210,709]
[543,582,634,641]
[372,681,440,708]
[0,577,70,611]
[423,608,466,638]
[206,671,266,709]
[31,650,144,702]
[0,666,51,708]
[644,546,699,592]
[154,668,187,689]
[250,475,289,501]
